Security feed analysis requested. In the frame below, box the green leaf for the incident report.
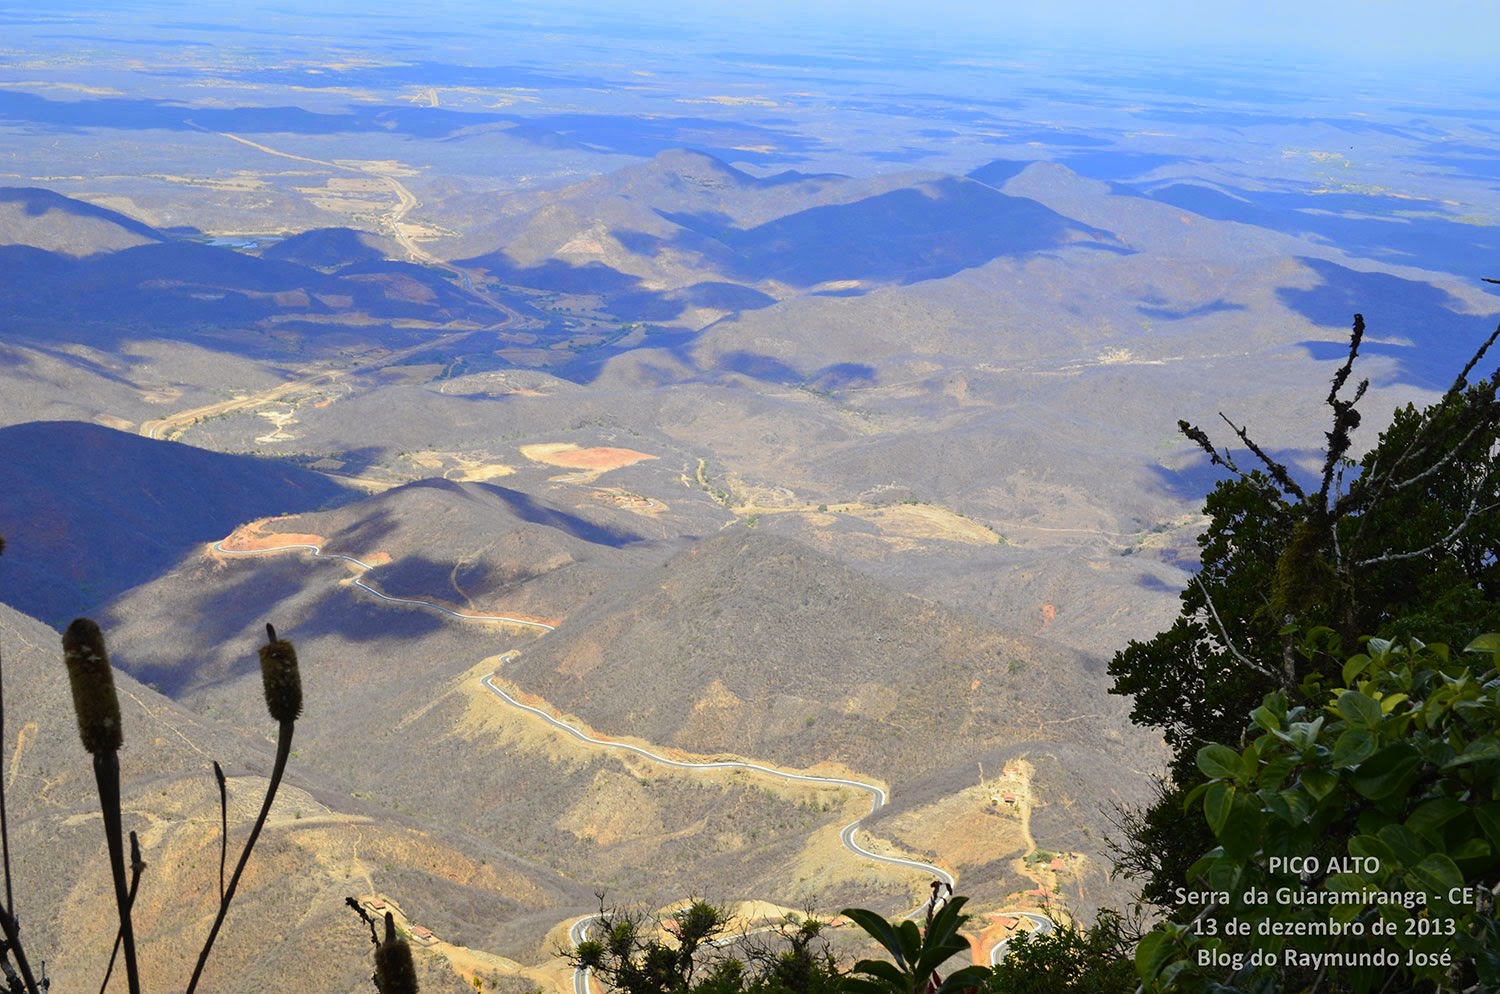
[1474,805,1500,852]
[1204,783,1233,835]
[1325,873,1371,922]
[933,966,992,994]
[1343,653,1373,684]
[1406,798,1466,847]
[915,899,972,977]
[1183,782,1211,811]
[1442,736,1500,769]
[1348,834,1397,872]
[1337,690,1382,728]
[1333,727,1377,769]
[895,920,921,967]
[1450,836,1491,864]
[1259,754,1297,789]
[1219,794,1262,859]
[1134,929,1173,984]
[1464,633,1500,655]
[849,960,906,987]
[1407,853,1463,896]
[844,975,903,994]
[1206,855,1244,895]
[840,908,909,968]
[1265,788,1311,825]
[1251,704,1282,734]
[1376,824,1428,869]
[1197,743,1244,781]
[1157,960,1191,988]
[1349,743,1421,800]
[1302,768,1338,801]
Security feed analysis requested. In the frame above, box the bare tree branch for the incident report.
[1353,492,1500,568]
[1219,413,1307,500]
[1325,313,1365,409]
[1178,420,1241,474]
[1383,415,1496,496]
[1192,576,1277,681]
[1444,320,1500,398]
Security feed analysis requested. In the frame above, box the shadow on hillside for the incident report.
[608,281,777,321]
[460,254,774,323]
[1058,150,1185,181]
[1280,258,1500,389]
[415,478,645,548]
[1137,296,1246,320]
[260,226,389,270]
[0,89,507,140]
[1147,449,1320,507]
[0,186,165,242]
[1135,181,1500,283]
[478,484,646,548]
[0,238,484,352]
[966,159,1032,187]
[1137,573,1186,593]
[105,559,315,695]
[656,176,1123,287]
[0,79,819,155]
[291,583,450,643]
[324,506,403,557]
[0,421,352,627]
[1412,148,1500,182]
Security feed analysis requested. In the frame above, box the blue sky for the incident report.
[518,0,1497,71]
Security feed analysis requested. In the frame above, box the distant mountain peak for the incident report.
[260,226,394,270]
[998,160,1107,200]
[645,148,754,187]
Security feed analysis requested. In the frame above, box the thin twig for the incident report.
[1444,320,1500,398]
[1192,576,1276,680]
[1178,420,1242,475]
[184,720,295,994]
[214,761,227,902]
[1356,326,1499,519]
[1383,415,1494,495]
[0,642,12,920]
[98,832,145,994]
[0,908,40,994]
[1219,413,1307,500]
[93,752,140,994]
[1354,495,1500,567]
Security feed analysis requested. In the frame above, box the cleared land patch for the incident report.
[520,442,659,472]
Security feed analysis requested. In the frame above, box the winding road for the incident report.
[212,535,1050,988]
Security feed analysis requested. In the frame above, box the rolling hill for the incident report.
[0,599,586,994]
[0,421,351,626]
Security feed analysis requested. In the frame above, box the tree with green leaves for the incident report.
[1109,315,1500,905]
[840,896,990,994]
[986,909,1136,994]
[1135,632,1500,993]
[571,899,847,994]
[573,900,735,994]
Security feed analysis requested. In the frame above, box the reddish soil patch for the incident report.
[214,520,327,554]
[543,447,657,471]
